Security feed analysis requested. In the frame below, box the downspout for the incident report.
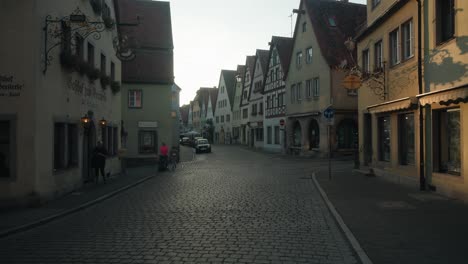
[417,0,426,190]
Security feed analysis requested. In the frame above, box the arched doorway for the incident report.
[309,119,320,149]
[82,121,96,183]
[337,119,358,149]
[292,121,302,147]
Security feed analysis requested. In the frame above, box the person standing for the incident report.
[92,141,108,184]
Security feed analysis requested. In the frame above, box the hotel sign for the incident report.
[0,74,23,97]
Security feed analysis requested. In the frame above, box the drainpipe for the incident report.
[417,0,426,190]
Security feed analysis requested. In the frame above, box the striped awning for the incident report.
[367,97,418,114]
[418,86,468,106]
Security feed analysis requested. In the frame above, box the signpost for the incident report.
[323,106,334,180]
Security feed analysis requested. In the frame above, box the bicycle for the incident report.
[169,153,177,171]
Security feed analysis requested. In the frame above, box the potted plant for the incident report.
[110,81,121,94]
[100,74,111,88]
[87,67,101,81]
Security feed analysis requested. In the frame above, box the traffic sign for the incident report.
[323,107,335,119]
[279,119,285,126]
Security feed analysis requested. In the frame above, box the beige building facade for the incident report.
[285,0,366,157]
[0,0,122,206]
[357,0,421,186]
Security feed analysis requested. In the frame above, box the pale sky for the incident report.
[170,0,367,105]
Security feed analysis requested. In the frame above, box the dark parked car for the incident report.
[194,138,211,153]
[180,137,190,145]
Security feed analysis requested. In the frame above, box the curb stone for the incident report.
[0,174,155,239]
[312,173,373,264]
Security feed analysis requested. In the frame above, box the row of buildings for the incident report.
[0,0,178,207]
[181,0,468,201]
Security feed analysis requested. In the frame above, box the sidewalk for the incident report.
[315,166,468,264]
[0,166,157,238]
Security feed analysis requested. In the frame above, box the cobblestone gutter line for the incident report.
[0,174,155,239]
[312,173,373,264]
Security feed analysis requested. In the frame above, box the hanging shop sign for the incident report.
[342,74,362,90]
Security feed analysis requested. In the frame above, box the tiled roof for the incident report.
[271,36,294,81]
[245,56,256,78]
[253,49,269,93]
[221,70,238,110]
[303,0,366,66]
[117,0,174,83]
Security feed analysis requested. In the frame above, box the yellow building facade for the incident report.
[357,0,422,186]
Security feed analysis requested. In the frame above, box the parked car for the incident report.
[180,137,190,145]
[194,138,211,153]
[191,136,204,147]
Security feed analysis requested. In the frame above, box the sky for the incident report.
[170,0,367,105]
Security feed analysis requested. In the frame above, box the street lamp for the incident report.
[81,114,91,128]
[99,117,107,127]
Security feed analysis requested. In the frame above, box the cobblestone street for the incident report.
[0,145,358,264]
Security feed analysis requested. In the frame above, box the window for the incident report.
[374,40,383,70]
[402,19,414,60]
[436,0,455,44]
[313,78,320,97]
[221,116,224,123]
[110,61,115,81]
[267,126,272,144]
[243,108,248,119]
[256,128,264,141]
[270,69,274,82]
[54,122,78,170]
[139,130,156,154]
[372,0,381,8]
[275,68,279,81]
[243,90,248,99]
[302,22,307,32]
[291,85,296,103]
[267,96,270,109]
[87,42,95,66]
[378,116,391,162]
[259,102,263,115]
[306,47,313,64]
[100,53,106,74]
[296,82,302,101]
[296,51,302,68]
[272,95,276,108]
[278,93,284,106]
[389,28,400,66]
[128,90,142,108]
[272,50,278,65]
[399,113,415,165]
[362,49,370,73]
[306,79,312,98]
[226,114,230,122]
[0,120,14,178]
[433,108,460,175]
[274,126,280,145]
[216,116,219,123]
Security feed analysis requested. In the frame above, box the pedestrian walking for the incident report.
[92,141,108,184]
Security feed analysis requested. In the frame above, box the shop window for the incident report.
[337,119,357,149]
[433,108,460,175]
[274,126,280,145]
[0,120,13,178]
[54,122,78,170]
[378,116,391,161]
[139,130,157,154]
[398,113,415,165]
[436,0,455,45]
[267,126,272,144]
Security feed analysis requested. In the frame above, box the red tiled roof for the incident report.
[303,0,366,66]
[117,0,174,84]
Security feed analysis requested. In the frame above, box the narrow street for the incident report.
[0,146,357,264]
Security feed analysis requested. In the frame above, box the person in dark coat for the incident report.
[92,141,108,183]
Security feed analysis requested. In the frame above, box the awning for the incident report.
[287,111,321,118]
[418,86,468,106]
[367,97,418,114]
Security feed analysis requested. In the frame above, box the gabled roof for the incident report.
[118,0,174,84]
[220,70,237,110]
[252,49,269,93]
[298,0,366,67]
[245,56,256,78]
[236,65,246,80]
[271,36,294,80]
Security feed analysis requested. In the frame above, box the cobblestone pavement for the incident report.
[0,145,358,264]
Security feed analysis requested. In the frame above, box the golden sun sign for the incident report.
[342,74,362,90]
